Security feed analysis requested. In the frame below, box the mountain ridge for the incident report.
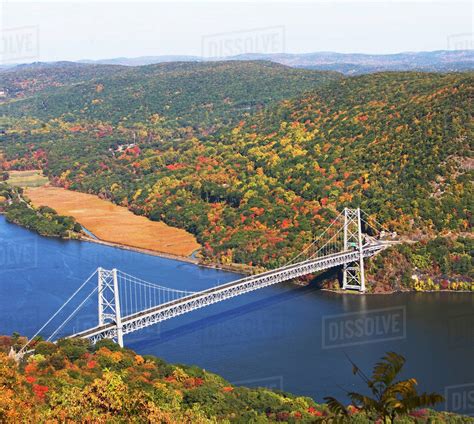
[2,49,472,75]
[1,69,472,291]
[0,60,341,127]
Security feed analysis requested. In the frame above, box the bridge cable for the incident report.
[285,209,345,265]
[360,210,392,234]
[47,284,100,342]
[116,270,196,295]
[19,268,99,354]
[306,218,346,261]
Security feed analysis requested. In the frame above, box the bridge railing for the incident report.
[20,207,395,350]
[70,242,387,344]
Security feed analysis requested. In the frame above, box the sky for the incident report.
[0,1,472,63]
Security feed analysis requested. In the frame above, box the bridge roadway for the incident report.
[71,242,390,344]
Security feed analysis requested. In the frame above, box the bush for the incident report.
[56,338,89,361]
[34,341,57,356]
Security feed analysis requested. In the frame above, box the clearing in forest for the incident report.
[7,170,49,188]
[25,185,201,257]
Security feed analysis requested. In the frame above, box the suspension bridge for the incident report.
[19,208,397,352]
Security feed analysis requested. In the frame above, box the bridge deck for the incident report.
[70,242,389,343]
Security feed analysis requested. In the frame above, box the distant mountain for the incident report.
[252,50,474,74]
[3,50,473,76]
[75,50,474,74]
[79,55,202,66]
[0,64,15,71]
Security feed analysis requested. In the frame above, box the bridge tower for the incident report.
[97,267,124,347]
[342,208,366,292]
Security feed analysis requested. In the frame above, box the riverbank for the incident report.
[1,177,247,273]
[25,185,201,257]
[0,182,83,239]
[2,213,473,411]
[3,200,470,290]
[79,233,253,274]
[322,287,474,295]
[4,180,472,291]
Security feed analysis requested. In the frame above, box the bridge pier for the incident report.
[342,208,366,292]
[98,267,124,347]
[112,269,124,347]
[60,207,390,345]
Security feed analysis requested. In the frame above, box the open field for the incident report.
[7,170,49,188]
[25,185,201,257]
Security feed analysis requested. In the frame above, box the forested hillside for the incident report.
[0,61,340,128]
[0,336,469,422]
[1,65,472,290]
[1,335,326,422]
[0,62,126,100]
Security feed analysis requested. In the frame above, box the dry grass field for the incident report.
[25,186,201,257]
[8,170,49,187]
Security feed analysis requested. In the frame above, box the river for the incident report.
[0,215,472,412]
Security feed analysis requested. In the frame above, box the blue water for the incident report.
[0,215,473,411]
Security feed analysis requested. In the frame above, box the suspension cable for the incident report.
[48,285,99,342]
[285,209,345,265]
[360,209,392,233]
[19,268,99,354]
[117,270,196,294]
[306,219,347,261]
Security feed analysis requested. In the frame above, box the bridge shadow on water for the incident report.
[130,268,339,350]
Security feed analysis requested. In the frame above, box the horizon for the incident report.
[5,48,474,68]
[73,47,474,61]
[1,1,472,64]
[0,1,473,419]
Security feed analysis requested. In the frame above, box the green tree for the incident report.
[325,352,444,423]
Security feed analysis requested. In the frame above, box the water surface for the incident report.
[0,215,472,409]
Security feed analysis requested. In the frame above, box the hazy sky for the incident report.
[1,1,472,63]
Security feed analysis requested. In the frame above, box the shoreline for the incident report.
[79,234,249,275]
[0,205,249,276]
[24,184,202,258]
[320,287,473,295]
[80,235,473,293]
[2,212,471,294]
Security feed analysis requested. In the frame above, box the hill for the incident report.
[77,49,474,74]
[0,68,472,291]
[0,61,341,128]
[0,336,471,423]
[0,61,126,100]
[235,50,474,74]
